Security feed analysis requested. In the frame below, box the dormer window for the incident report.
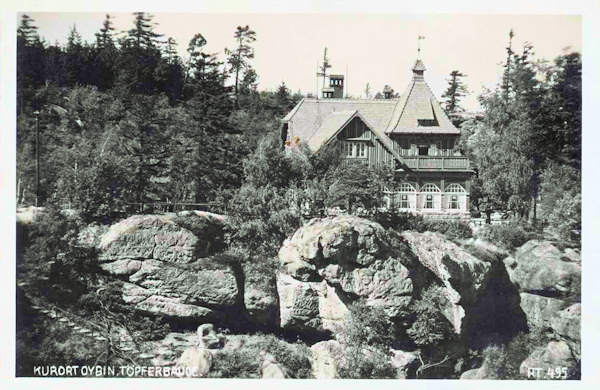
[418,119,436,127]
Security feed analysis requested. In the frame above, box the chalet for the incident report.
[281,58,473,219]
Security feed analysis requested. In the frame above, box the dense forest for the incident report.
[16,13,581,379]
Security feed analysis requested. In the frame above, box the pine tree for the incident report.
[225,25,256,108]
[116,12,164,95]
[441,70,468,120]
[17,14,45,116]
[92,14,118,90]
[95,14,115,50]
[319,48,332,90]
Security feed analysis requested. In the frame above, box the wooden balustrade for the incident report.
[402,156,469,171]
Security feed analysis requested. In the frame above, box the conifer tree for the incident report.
[225,25,256,108]
[441,70,468,119]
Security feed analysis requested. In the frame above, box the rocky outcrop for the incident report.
[400,231,491,333]
[311,340,345,379]
[277,216,414,335]
[98,214,238,320]
[520,341,578,379]
[503,240,581,378]
[506,241,581,299]
[390,349,418,379]
[277,216,493,338]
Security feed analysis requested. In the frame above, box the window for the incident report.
[400,194,409,209]
[425,194,434,209]
[421,183,441,192]
[398,183,416,192]
[344,142,368,158]
[418,119,436,127]
[357,142,366,157]
[344,142,353,157]
[418,146,429,156]
[445,184,466,193]
[450,195,459,209]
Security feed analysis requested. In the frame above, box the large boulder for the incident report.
[506,240,581,299]
[519,293,569,331]
[401,231,491,333]
[97,214,238,319]
[277,216,494,337]
[277,216,413,335]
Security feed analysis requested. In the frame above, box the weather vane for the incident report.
[418,35,425,57]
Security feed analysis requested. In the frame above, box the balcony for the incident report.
[401,156,470,171]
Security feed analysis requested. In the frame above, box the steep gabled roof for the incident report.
[303,109,405,164]
[284,99,399,148]
[385,60,459,135]
[283,58,459,150]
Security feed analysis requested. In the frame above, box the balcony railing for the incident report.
[401,156,470,171]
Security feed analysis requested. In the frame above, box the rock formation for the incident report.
[96,214,239,320]
[277,216,493,337]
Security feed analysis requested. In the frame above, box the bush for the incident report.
[208,349,260,378]
[338,302,397,379]
[481,330,547,379]
[256,334,313,378]
[214,334,312,378]
[407,285,456,350]
[375,211,472,240]
[478,222,535,251]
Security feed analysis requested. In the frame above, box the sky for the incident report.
[23,12,581,111]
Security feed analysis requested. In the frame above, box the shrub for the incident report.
[375,211,472,240]
[208,349,260,378]
[339,346,397,379]
[481,330,548,379]
[478,222,535,251]
[407,285,456,350]
[338,302,397,379]
[256,334,313,378]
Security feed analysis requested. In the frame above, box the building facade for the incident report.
[282,59,473,219]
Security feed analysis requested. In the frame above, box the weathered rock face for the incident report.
[460,363,489,380]
[390,349,418,379]
[520,341,578,379]
[260,351,287,378]
[503,240,581,377]
[311,340,345,379]
[277,216,414,335]
[98,214,238,320]
[401,231,492,333]
[277,216,493,338]
[507,241,581,299]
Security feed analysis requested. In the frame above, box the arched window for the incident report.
[421,183,441,192]
[445,184,466,193]
[398,183,416,192]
